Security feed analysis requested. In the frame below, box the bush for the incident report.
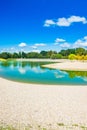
[68,54,76,60]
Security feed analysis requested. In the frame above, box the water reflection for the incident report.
[0,61,87,78]
[30,67,47,73]
[0,61,49,68]
[0,60,48,74]
[65,70,87,78]
[82,77,87,81]
[0,60,87,84]
[54,70,67,79]
[63,70,87,82]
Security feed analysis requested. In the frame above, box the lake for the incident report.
[0,60,87,85]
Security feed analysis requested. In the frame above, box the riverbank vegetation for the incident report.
[0,123,87,130]
[0,58,6,62]
[0,47,87,60]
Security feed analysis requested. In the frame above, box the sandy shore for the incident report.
[43,61,87,71]
[16,58,69,62]
[0,78,87,129]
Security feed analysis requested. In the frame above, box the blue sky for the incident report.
[0,0,87,52]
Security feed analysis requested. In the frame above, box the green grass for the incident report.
[41,128,47,130]
[0,123,87,130]
[0,126,17,130]
[80,125,87,129]
[0,58,6,62]
[0,58,17,62]
[57,123,65,126]
[72,124,79,127]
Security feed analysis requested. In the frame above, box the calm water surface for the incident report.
[0,60,87,85]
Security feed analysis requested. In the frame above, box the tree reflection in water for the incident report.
[65,70,87,79]
[0,60,87,83]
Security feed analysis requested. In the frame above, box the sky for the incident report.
[0,0,87,53]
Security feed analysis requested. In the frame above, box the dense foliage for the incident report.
[0,48,87,60]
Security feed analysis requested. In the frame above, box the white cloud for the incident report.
[68,16,87,24]
[30,43,46,50]
[57,17,70,26]
[73,36,87,48]
[44,20,56,27]
[35,43,46,47]
[54,37,70,48]
[54,43,59,45]
[44,15,87,27]
[10,47,15,50]
[84,36,87,40]
[57,16,87,27]
[31,49,40,53]
[19,42,27,47]
[31,46,37,49]
[1,48,6,52]
[60,42,71,48]
[54,36,87,49]
[74,41,87,48]
[55,38,66,43]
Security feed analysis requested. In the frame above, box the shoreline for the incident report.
[1,58,87,71]
[15,59,87,71]
[42,61,87,71]
[1,77,87,86]
[16,58,69,63]
[0,77,87,129]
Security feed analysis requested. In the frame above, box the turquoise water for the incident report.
[0,60,87,85]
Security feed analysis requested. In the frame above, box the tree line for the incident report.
[0,47,87,60]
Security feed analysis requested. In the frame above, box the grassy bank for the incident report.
[0,123,87,130]
[0,58,6,62]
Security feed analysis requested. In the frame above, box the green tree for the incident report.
[75,48,85,55]
[12,53,19,58]
[68,54,76,60]
[27,52,40,58]
[0,52,10,59]
[22,52,27,58]
[40,51,48,58]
